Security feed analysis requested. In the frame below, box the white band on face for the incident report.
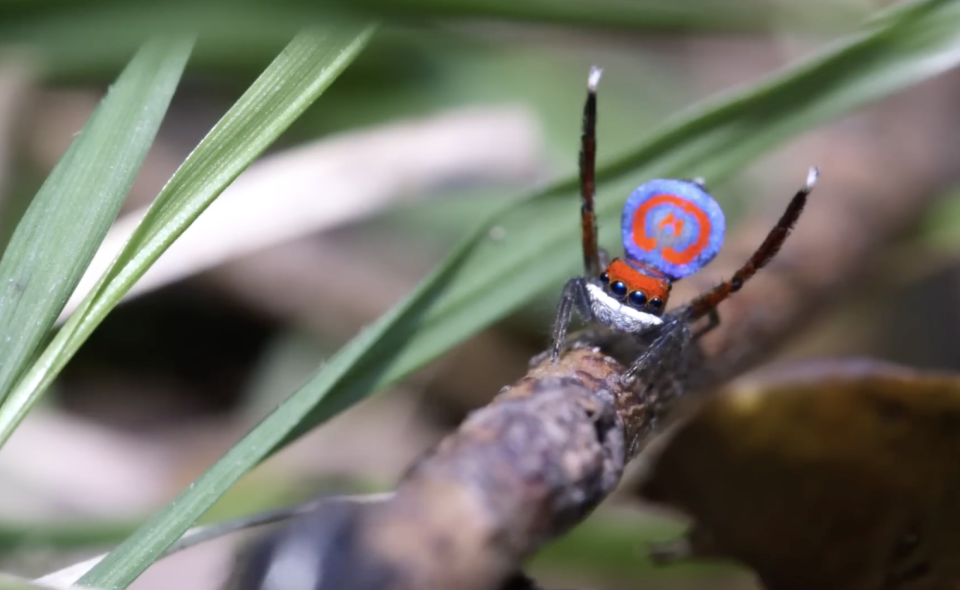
[586,283,663,333]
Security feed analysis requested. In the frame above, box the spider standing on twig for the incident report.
[550,66,819,411]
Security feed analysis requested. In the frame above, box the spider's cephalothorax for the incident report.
[551,66,818,396]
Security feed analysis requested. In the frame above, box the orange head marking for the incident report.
[603,258,671,312]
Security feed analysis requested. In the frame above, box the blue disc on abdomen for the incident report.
[621,179,725,280]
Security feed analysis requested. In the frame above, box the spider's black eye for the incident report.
[599,272,609,283]
[610,281,627,298]
[628,291,647,307]
[648,298,663,311]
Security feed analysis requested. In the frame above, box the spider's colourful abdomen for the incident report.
[621,179,725,280]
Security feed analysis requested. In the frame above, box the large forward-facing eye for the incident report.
[628,291,647,307]
[610,281,627,298]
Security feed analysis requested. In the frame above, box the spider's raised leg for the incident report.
[550,66,604,364]
[551,278,595,362]
[580,66,602,278]
[683,167,819,322]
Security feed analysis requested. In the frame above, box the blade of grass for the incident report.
[0,38,192,401]
[0,23,376,588]
[80,0,960,587]
[0,24,376,454]
[351,0,865,34]
[0,4,326,79]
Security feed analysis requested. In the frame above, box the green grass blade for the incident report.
[0,38,192,402]
[72,0,960,586]
[353,0,864,34]
[59,25,375,589]
[0,25,375,452]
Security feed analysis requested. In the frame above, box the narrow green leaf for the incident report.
[0,26,374,453]
[78,0,960,586]
[352,0,864,34]
[70,25,375,589]
[0,38,192,401]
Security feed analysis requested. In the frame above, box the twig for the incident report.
[226,348,630,590]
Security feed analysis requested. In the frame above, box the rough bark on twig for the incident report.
[227,348,631,590]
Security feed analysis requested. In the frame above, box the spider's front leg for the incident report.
[618,316,697,430]
[621,314,694,389]
[550,277,596,362]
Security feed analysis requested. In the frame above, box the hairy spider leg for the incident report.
[580,66,602,278]
[621,314,694,389]
[621,167,819,385]
[681,167,819,325]
[551,278,595,362]
[550,67,604,363]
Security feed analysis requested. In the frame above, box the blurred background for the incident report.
[4,1,960,589]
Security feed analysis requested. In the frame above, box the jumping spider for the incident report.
[551,66,819,394]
